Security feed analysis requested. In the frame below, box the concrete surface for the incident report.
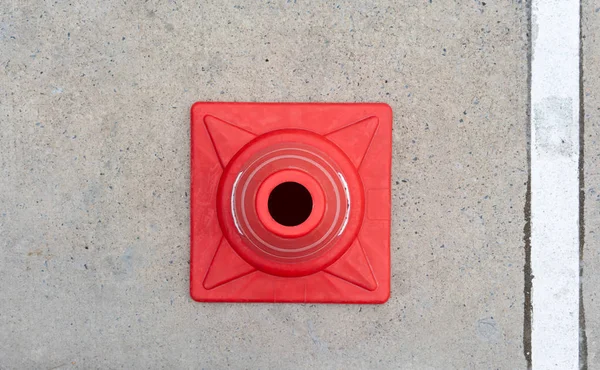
[0,1,529,369]
[583,1,600,368]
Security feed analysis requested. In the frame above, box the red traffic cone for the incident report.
[191,102,392,303]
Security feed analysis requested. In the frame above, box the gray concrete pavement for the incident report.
[583,1,600,367]
[1,1,529,368]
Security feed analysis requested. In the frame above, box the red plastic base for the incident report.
[190,102,392,303]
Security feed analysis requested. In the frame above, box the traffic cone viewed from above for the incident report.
[190,102,392,303]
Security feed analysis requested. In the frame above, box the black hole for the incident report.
[268,182,313,227]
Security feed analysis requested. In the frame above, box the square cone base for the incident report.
[190,102,392,303]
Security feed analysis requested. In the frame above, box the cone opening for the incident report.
[268,182,313,227]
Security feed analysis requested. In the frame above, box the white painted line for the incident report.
[530,0,580,369]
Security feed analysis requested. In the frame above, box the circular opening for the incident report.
[268,182,313,227]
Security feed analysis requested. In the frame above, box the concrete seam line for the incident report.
[530,0,580,369]
[578,0,589,367]
[523,2,533,368]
